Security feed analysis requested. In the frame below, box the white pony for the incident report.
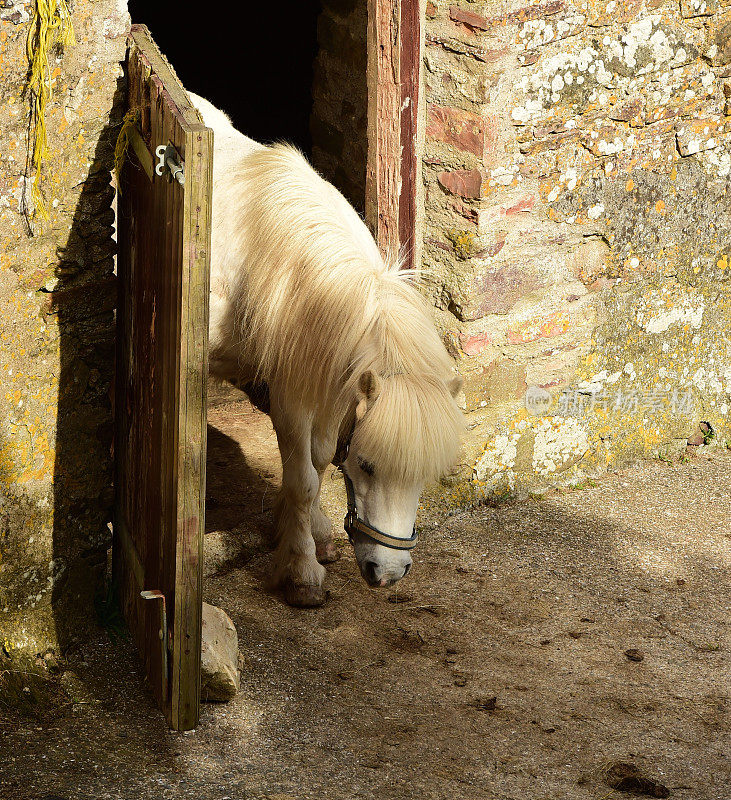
[191,94,464,607]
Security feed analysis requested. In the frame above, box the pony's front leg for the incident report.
[310,426,339,564]
[311,499,339,564]
[271,407,327,607]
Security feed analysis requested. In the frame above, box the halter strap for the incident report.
[340,468,419,551]
[333,421,418,551]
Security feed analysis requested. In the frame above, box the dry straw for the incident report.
[25,0,76,220]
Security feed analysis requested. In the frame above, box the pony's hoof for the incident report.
[315,539,341,564]
[283,582,326,608]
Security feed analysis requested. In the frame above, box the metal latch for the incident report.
[155,143,185,185]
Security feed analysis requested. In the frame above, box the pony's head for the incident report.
[341,369,464,588]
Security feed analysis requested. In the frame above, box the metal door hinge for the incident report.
[155,143,185,185]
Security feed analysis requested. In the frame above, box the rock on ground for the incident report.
[200,602,240,702]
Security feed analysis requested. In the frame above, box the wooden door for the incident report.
[113,24,212,731]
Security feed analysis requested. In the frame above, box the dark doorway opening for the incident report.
[126,2,321,153]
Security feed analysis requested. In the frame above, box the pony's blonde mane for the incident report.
[352,375,464,484]
[224,143,463,483]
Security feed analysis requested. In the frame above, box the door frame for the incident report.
[365,0,424,270]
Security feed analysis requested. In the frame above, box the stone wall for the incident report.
[311,0,368,214]
[0,0,129,664]
[423,0,731,497]
[3,0,730,670]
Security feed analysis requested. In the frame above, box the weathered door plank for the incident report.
[114,24,212,731]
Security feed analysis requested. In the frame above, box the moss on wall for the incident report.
[423,0,731,499]
[0,0,129,673]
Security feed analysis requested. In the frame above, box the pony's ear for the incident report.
[355,370,382,420]
[447,373,463,398]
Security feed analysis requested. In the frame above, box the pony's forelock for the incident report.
[351,375,465,485]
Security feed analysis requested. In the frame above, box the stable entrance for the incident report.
[114,3,422,730]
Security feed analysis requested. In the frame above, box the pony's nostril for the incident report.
[364,560,379,584]
[402,562,411,577]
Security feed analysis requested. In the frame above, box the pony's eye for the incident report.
[357,457,375,477]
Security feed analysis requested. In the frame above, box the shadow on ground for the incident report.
[203,383,280,580]
[1,389,729,800]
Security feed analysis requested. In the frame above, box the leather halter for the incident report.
[333,430,419,552]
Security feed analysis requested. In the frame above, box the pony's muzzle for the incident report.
[361,554,412,588]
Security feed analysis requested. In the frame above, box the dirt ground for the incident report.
[1,386,730,800]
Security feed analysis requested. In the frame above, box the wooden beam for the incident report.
[399,0,421,268]
[366,0,401,260]
[366,0,422,269]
